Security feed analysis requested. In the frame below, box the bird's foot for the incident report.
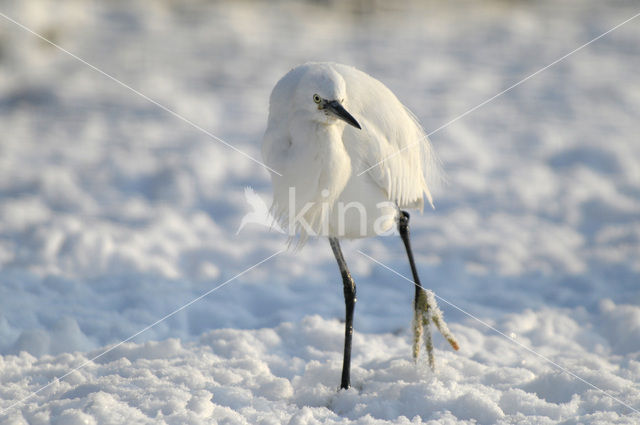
[412,288,459,370]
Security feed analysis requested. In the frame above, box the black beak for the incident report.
[325,100,362,130]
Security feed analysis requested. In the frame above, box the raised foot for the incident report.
[412,288,459,370]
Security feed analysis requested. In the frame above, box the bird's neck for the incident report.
[311,123,352,198]
[284,120,352,213]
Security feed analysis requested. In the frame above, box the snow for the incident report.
[1,0,639,423]
[2,311,639,424]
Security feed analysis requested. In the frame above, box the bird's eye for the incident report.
[313,94,322,104]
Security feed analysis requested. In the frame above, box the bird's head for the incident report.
[295,67,362,130]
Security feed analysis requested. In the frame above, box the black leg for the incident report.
[398,210,459,366]
[398,211,423,309]
[329,237,356,390]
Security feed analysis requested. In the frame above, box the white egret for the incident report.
[262,62,458,390]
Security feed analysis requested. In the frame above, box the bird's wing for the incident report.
[262,65,307,175]
[335,64,438,210]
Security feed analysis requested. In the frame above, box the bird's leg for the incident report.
[329,237,356,390]
[398,212,423,311]
[397,211,429,362]
[398,211,459,370]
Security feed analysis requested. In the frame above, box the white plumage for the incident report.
[261,62,457,390]
[262,62,438,241]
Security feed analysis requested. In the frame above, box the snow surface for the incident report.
[1,0,639,423]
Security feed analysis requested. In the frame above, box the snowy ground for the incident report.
[1,0,640,423]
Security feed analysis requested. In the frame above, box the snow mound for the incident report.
[2,306,639,424]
